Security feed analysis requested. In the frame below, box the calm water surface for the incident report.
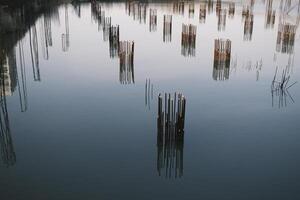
[0,0,300,199]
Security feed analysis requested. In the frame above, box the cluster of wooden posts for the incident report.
[173,1,185,15]
[119,41,135,84]
[242,7,254,41]
[188,3,195,18]
[126,1,147,24]
[213,39,232,81]
[228,2,235,18]
[181,24,197,57]
[199,3,207,23]
[109,25,120,58]
[163,15,172,42]
[217,9,227,31]
[91,1,135,84]
[276,23,296,54]
[149,9,157,32]
[265,0,276,29]
[157,93,186,178]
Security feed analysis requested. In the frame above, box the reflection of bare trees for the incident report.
[213,39,231,81]
[181,24,196,57]
[149,9,157,32]
[119,41,134,84]
[157,93,186,179]
[163,15,172,42]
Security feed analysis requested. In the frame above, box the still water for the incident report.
[0,0,300,199]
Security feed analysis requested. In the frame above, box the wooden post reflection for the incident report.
[157,93,186,179]
[118,41,135,84]
[265,0,276,29]
[213,39,231,81]
[181,24,196,57]
[109,25,120,58]
[163,15,172,42]
[149,9,157,32]
[199,2,207,23]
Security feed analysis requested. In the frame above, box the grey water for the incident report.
[0,0,300,199]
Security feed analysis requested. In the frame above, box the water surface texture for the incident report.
[0,0,300,199]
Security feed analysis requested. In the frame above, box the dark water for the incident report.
[0,0,300,199]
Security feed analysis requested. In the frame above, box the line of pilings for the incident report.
[157,92,186,178]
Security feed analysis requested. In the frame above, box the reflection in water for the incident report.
[217,8,226,31]
[265,0,276,29]
[145,78,153,110]
[228,2,235,18]
[199,2,207,23]
[62,5,70,52]
[126,1,147,24]
[243,6,254,41]
[157,93,186,179]
[276,23,296,54]
[181,24,196,57]
[243,59,263,81]
[188,3,195,18]
[271,66,297,108]
[119,41,135,84]
[0,52,16,167]
[173,1,184,16]
[29,25,40,81]
[109,25,120,58]
[103,17,111,42]
[17,41,28,112]
[149,9,157,32]
[163,15,172,42]
[213,39,231,81]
